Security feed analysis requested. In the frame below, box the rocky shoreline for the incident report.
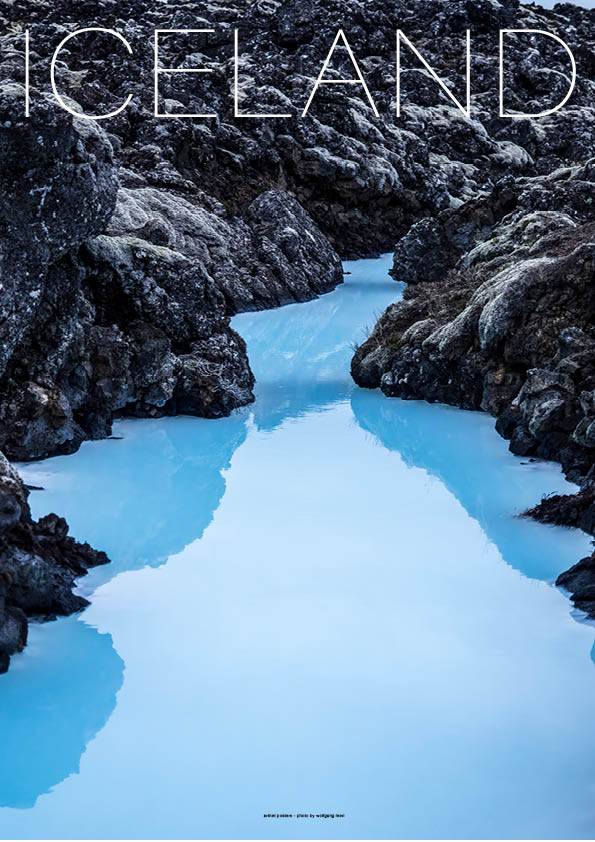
[351,160,595,617]
[3,0,595,669]
[0,453,109,673]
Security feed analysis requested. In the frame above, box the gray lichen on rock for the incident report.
[4,0,595,665]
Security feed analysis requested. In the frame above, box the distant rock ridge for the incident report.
[3,0,595,667]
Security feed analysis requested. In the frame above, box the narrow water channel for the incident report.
[1,256,595,840]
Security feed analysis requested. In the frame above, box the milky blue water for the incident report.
[2,256,595,839]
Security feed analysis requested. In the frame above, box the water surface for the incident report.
[2,256,595,839]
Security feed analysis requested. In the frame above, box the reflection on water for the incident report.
[0,618,123,809]
[350,389,588,583]
[2,255,595,839]
[20,414,248,584]
[242,259,406,431]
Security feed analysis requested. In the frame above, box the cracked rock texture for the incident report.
[3,0,595,665]
[0,79,341,666]
[0,454,108,673]
[352,161,595,616]
[0,89,343,463]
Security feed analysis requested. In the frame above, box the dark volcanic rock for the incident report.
[353,161,595,439]
[4,0,595,659]
[6,0,595,256]
[0,455,108,673]
[0,84,118,378]
[526,486,595,535]
[556,554,595,617]
[352,164,595,617]
[0,180,343,460]
[102,186,343,316]
[0,74,346,461]
[0,2,351,669]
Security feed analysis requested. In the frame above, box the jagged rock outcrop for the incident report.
[352,157,595,616]
[0,181,343,461]
[6,0,595,256]
[353,164,595,420]
[0,83,118,375]
[0,85,116,671]
[0,454,108,673]
[0,87,334,665]
[4,0,595,664]
[0,2,351,669]
[0,87,117,670]
[555,554,595,617]
[0,62,346,460]
[104,185,343,315]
